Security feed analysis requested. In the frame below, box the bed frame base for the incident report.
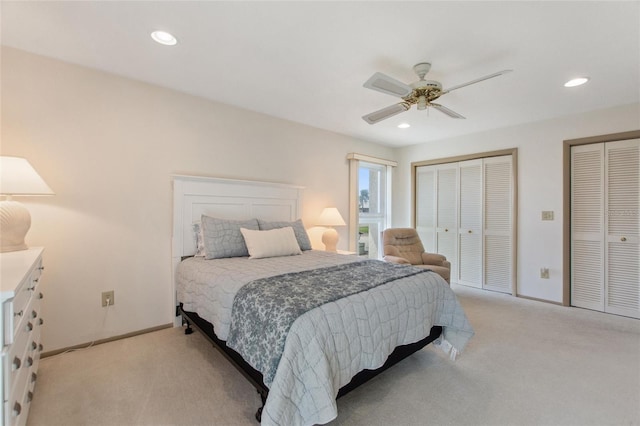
[178,304,442,422]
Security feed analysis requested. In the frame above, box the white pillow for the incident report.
[240,227,302,259]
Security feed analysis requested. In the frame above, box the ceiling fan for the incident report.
[362,62,512,124]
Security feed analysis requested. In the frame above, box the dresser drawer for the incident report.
[5,369,34,426]
[3,258,42,347]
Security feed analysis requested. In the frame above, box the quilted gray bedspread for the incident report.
[227,260,428,386]
[176,251,474,426]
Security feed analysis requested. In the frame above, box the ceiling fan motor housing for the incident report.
[405,80,443,108]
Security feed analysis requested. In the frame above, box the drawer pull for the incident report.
[621,236,627,242]
[31,310,38,319]
[26,322,33,332]
[12,356,21,370]
[31,372,38,383]
[31,341,37,350]
[38,344,44,352]
[39,292,44,299]
[14,310,24,318]
[468,230,473,234]
[39,318,44,325]
[26,356,33,367]
[27,391,34,403]
[38,266,45,271]
[13,402,21,417]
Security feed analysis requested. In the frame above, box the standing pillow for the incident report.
[201,216,259,259]
[257,218,312,251]
[240,227,302,259]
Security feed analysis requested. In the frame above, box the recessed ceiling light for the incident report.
[398,123,411,129]
[564,77,589,88]
[151,30,177,46]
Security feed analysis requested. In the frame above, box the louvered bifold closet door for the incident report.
[458,159,483,288]
[436,164,459,283]
[416,166,437,252]
[605,139,640,318]
[571,144,605,311]
[483,156,513,293]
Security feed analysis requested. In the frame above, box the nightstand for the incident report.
[1,248,45,426]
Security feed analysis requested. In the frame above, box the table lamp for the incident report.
[0,156,54,252]
[317,207,346,252]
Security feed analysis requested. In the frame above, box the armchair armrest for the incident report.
[421,252,447,266]
[383,255,411,265]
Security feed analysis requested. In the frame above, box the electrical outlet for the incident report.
[540,268,550,279]
[101,290,114,307]
[541,211,554,221]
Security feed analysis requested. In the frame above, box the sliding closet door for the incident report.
[436,163,459,284]
[416,166,436,252]
[458,159,483,288]
[571,144,605,311]
[483,155,514,293]
[605,139,639,318]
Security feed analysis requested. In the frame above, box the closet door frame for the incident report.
[411,148,518,295]
[563,130,640,307]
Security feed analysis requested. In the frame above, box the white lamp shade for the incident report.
[317,207,345,252]
[0,156,54,196]
[316,207,346,227]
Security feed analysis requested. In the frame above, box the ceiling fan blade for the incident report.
[431,103,466,119]
[363,72,413,98]
[362,103,410,124]
[442,69,513,93]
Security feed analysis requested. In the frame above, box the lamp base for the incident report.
[0,200,31,253]
[321,227,339,252]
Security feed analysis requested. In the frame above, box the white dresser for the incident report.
[0,248,45,426]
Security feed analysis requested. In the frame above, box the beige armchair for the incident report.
[382,228,451,284]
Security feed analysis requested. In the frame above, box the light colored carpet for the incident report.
[27,285,640,426]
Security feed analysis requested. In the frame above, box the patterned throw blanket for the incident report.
[226,260,427,386]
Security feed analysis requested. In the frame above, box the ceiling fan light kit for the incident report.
[362,62,512,124]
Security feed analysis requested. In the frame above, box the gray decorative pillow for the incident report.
[201,216,259,259]
[257,218,312,251]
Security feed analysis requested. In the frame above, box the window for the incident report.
[348,153,396,259]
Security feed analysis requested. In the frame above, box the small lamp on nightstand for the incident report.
[0,156,54,252]
[317,207,346,252]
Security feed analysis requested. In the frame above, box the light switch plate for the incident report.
[541,211,554,221]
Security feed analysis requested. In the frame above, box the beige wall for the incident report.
[1,47,395,351]
[394,103,640,303]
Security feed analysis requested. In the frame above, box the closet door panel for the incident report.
[415,166,436,252]
[605,139,639,318]
[436,164,459,283]
[571,144,605,310]
[483,156,513,293]
[458,159,483,288]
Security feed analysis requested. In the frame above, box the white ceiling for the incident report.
[2,1,639,147]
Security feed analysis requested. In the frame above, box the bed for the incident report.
[171,175,474,426]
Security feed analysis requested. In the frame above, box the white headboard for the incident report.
[171,175,304,320]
